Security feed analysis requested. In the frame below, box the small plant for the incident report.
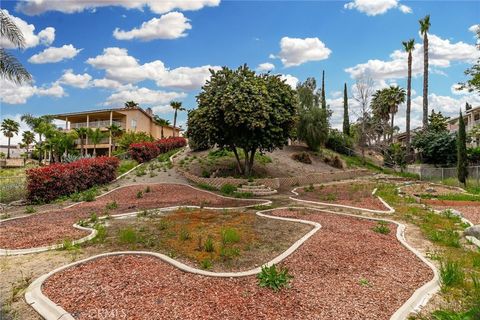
[179,228,191,241]
[200,258,213,270]
[118,228,139,244]
[201,170,210,178]
[145,186,151,193]
[138,210,150,218]
[136,190,144,199]
[220,246,241,260]
[92,224,107,243]
[25,206,36,214]
[427,229,461,248]
[292,152,312,164]
[221,228,240,244]
[432,307,480,320]
[220,184,237,195]
[197,183,217,191]
[204,236,215,252]
[257,264,293,292]
[359,278,371,287]
[89,213,98,224]
[372,221,391,235]
[157,219,170,230]
[82,189,96,202]
[440,260,465,288]
[324,193,337,201]
[135,166,146,177]
[304,184,315,192]
[60,239,79,251]
[106,201,118,210]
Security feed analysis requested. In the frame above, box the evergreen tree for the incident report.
[343,83,350,136]
[321,70,326,110]
[319,70,329,146]
[457,111,468,187]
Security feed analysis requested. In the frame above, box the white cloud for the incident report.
[104,87,186,106]
[0,78,66,104]
[92,78,124,89]
[277,37,331,67]
[86,47,219,90]
[257,62,275,72]
[0,10,55,49]
[113,12,191,41]
[280,74,299,89]
[344,0,411,16]
[469,24,480,33]
[28,44,81,64]
[345,33,479,80]
[16,0,220,15]
[59,69,92,88]
[151,105,172,114]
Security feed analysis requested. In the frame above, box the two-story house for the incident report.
[52,106,181,156]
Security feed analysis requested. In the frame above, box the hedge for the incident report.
[128,137,186,163]
[26,156,119,203]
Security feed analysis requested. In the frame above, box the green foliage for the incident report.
[372,221,391,234]
[200,258,213,270]
[204,236,215,252]
[467,147,480,164]
[179,228,191,241]
[117,160,138,176]
[187,65,298,176]
[429,110,450,133]
[384,143,407,168]
[196,183,218,191]
[440,260,465,288]
[257,264,293,292]
[117,131,154,151]
[136,190,143,199]
[432,307,480,320]
[427,229,461,248]
[220,184,237,195]
[412,130,457,166]
[220,246,241,260]
[297,106,329,151]
[359,278,371,287]
[105,201,118,210]
[457,111,468,186]
[343,83,350,136]
[82,189,97,202]
[60,239,79,251]
[221,228,240,244]
[25,206,36,214]
[118,228,139,244]
[326,129,353,155]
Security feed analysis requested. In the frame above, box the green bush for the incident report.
[326,129,353,155]
[372,221,391,235]
[200,258,213,270]
[117,131,154,151]
[432,307,480,320]
[257,264,293,292]
[118,228,139,244]
[220,184,237,195]
[82,189,97,202]
[105,201,118,210]
[204,236,215,252]
[221,228,240,244]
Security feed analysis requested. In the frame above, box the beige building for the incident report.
[447,105,480,147]
[53,106,181,156]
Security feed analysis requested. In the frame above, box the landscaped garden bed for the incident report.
[80,208,313,271]
[292,182,390,211]
[38,209,433,320]
[0,184,266,250]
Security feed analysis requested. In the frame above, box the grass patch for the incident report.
[372,221,390,234]
[117,159,138,176]
[220,184,237,195]
[419,193,480,202]
[440,260,465,288]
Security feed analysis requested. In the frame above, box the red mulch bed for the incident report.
[425,200,480,225]
[42,209,432,320]
[294,183,389,211]
[0,184,260,250]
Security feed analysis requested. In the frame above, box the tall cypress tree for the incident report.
[457,111,468,187]
[343,83,350,136]
[321,70,326,110]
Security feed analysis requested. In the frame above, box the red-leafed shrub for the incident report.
[128,137,186,163]
[26,157,119,203]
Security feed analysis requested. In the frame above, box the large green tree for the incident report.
[87,128,107,156]
[458,26,480,93]
[343,83,350,136]
[457,111,468,186]
[403,39,415,157]
[428,109,449,133]
[296,77,319,110]
[21,114,54,164]
[419,15,431,128]
[190,65,297,176]
[21,130,35,158]
[1,118,20,159]
[0,9,31,84]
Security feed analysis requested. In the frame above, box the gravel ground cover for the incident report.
[42,209,433,320]
[401,183,464,198]
[427,202,480,224]
[293,183,389,211]
[0,184,262,250]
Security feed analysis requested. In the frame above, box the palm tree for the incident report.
[74,127,89,156]
[1,118,20,159]
[124,101,139,109]
[384,86,406,143]
[371,90,390,142]
[106,123,123,154]
[21,114,54,164]
[153,115,171,138]
[170,101,185,137]
[87,128,106,156]
[21,130,35,158]
[419,15,431,129]
[0,9,32,84]
[403,39,415,157]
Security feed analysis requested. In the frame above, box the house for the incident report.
[447,105,480,147]
[52,106,181,156]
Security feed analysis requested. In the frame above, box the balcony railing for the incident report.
[70,120,124,129]
[75,137,111,145]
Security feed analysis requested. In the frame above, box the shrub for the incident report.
[118,228,139,244]
[25,206,36,214]
[106,201,118,210]
[82,189,97,202]
[118,131,154,151]
[326,129,353,155]
[220,246,240,260]
[221,228,240,244]
[220,184,237,195]
[128,137,186,163]
[136,191,143,199]
[204,236,215,252]
[26,157,119,203]
[372,221,391,235]
[292,152,312,164]
[257,264,293,291]
[440,260,464,288]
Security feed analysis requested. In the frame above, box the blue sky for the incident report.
[1,0,479,144]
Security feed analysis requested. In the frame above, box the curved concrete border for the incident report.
[0,183,271,255]
[25,206,438,320]
[290,183,395,214]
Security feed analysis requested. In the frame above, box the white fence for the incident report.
[405,165,480,184]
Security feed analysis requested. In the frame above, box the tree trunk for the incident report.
[243,148,256,177]
[93,144,97,157]
[423,34,429,128]
[390,112,395,143]
[173,110,177,138]
[406,51,412,159]
[231,147,243,174]
[38,134,43,165]
[7,136,11,159]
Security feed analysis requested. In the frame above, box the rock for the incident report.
[425,188,437,193]
[464,225,480,239]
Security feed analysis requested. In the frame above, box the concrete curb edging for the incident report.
[25,206,438,320]
[289,183,395,214]
[25,206,322,320]
[315,208,440,320]
[0,183,270,255]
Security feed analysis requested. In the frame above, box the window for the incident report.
[131,119,137,129]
